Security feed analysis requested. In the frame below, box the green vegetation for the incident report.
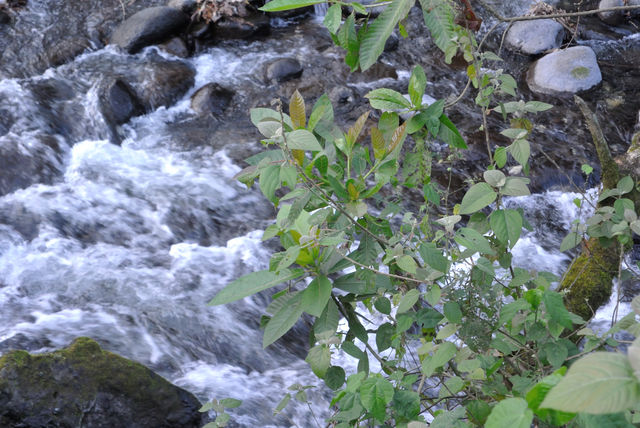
[203,0,640,426]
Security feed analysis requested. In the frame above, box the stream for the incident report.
[0,0,639,426]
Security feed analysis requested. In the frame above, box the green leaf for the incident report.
[543,342,568,368]
[308,94,333,132]
[454,227,496,256]
[376,322,395,351]
[250,107,292,129]
[220,398,242,408]
[485,398,533,428]
[500,177,530,197]
[540,352,640,414]
[274,393,291,414]
[374,296,391,315]
[263,293,304,347]
[323,4,342,34]
[617,175,634,194]
[397,288,420,313]
[460,182,497,215]
[498,299,531,326]
[409,65,427,107]
[524,101,553,112]
[490,209,522,249]
[359,0,414,70]
[259,164,281,202]
[397,255,418,274]
[509,139,530,166]
[436,322,458,340]
[575,412,635,428]
[560,230,581,252]
[209,269,303,305]
[325,366,346,390]
[422,342,456,376]
[365,88,412,110]
[494,146,507,168]
[306,344,331,377]
[260,0,325,11]
[438,114,467,149]
[314,299,341,338]
[287,129,322,151]
[359,375,394,422]
[302,276,332,317]
[483,170,506,188]
[543,290,574,329]
[419,0,456,59]
[393,389,421,419]
[444,301,463,323]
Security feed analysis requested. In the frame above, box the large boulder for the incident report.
[190,82,234,116]
[0,337,205,427]
[110,6,190,53]
[526,46,602,95]
[265,58,303,83]
[505,19,564,54]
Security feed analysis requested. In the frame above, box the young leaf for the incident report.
[387,122,407,155]
[409,65,427,107]
[490,209,523,249]
[422,342,456,376]
[454,227,496,255]
[264,293,305,347]
[370,127,385,160]
[308,94,334,132]
[509,139,530,166]
[209,269,303,305]
[543,290,574,329]
[260,0,325,12]
[485,398,534,428]
[359,0,414,70]
[500,177,530,197]
[459,182,497,215]
[289,90,306,129]
[560,230,581,252]
[540,353,640,414]
[347,111,370,145]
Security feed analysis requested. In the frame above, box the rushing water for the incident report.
[0,2,638,426]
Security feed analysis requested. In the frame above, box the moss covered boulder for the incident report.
[0,337,204,427]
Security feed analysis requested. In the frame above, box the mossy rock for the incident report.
[0,337,204,427]
[559,238,620,321]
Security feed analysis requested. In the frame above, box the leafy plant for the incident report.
[209,0,640,425]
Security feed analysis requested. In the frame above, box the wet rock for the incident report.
[190,83,234,116]
[167,0,198,14]
[159,36,189,57]
[526,46,602,95]
[598,0,624,25]
[265,58,303,83]
[0,337,205,428]
[99,79,144,126]
[46,37,91,68]
[110,6,190,53]
[384,33,399,52]
[0,134,65,197]
[213,15,269,39]
[135,56,196,110]
[505,19,564,54]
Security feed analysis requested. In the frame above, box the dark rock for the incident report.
[0,9,10,25]
[110,6,190,53]
[134,55,195,110]
[598,0,624,25]
[167,0,198,14]
[0,337,204,428]
[213,15,269,39]
[159,36,189,57]
[384,33,399,52]
[99,79,144,126]
[46,37,91,67]
[265,58,303,83]
[190,83,234,116]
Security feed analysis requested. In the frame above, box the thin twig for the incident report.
[477,0,640,23]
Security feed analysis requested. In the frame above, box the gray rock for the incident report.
[167,0,197,14]
[0,337,205,428]
[110,6,189,53]
[505,19,564,54]
[98,79,144,126]
[265,58,303,83]
[526,46,602,95]
[159,36,189,57]
[190,83,234,116]
[630,0,640,17]
[212,15,270,40]
[598,0,624,25]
